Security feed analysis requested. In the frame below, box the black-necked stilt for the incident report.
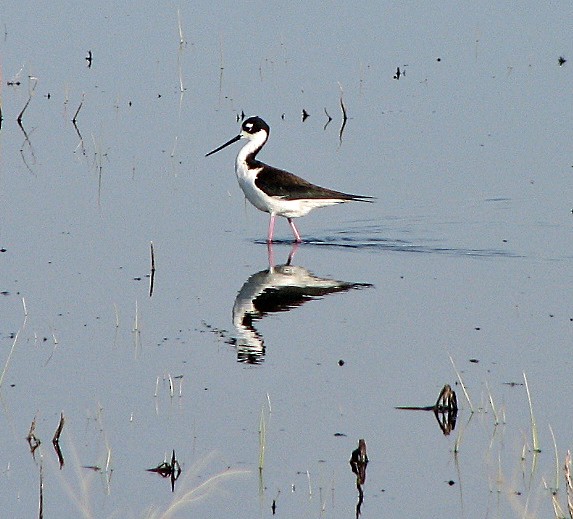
[206,116,373,243]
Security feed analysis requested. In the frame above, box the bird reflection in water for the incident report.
[232,244,372,364]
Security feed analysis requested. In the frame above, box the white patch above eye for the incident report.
[245,124,253,130]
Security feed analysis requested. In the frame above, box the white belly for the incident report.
[235,163,341,218]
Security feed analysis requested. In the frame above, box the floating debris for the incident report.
[147,449,181,492]
[26,416,41,457]
[82,465,102,472]
[395,384,458,435]
[349,438,368,486]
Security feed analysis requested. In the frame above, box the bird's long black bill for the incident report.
[205,134,241,157]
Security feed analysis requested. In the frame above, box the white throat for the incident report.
[236,131,268,169]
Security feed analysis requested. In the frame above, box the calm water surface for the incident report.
[1,2,573,517]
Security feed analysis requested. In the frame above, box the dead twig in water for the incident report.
[323,107,332,130]
[17,75,38,124]
[27,415,41,457]
[38,459,44,519]
[148,450,182,492]
[17,76,39,173]
[395,384,458,436]
[349,439,368,486]
[149,241,156,297]
[52,412,65,469]
[338,83,348,145]
[72,93,84,124]
[349,439,368,518]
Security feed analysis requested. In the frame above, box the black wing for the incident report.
[253,162,373,201]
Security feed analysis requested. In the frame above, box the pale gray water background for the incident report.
[1,1,573,517]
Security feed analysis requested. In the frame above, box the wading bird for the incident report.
[206,116,373,243]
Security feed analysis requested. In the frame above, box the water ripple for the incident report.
[256,223,522,259]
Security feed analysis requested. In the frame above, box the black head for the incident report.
[206,116,271,157]
[241,116,270,137]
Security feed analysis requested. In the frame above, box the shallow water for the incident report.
[1,2,573,518]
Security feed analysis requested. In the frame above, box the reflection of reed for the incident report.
[72,93,87,156]
[52,412,65,469]
[232,244,372,364]
[16,76,39,173]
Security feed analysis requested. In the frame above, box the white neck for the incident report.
[236,131,268,167]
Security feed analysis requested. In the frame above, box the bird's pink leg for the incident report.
[267,214,276,243]
[287,218,302,243]
[267,242,275,268]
